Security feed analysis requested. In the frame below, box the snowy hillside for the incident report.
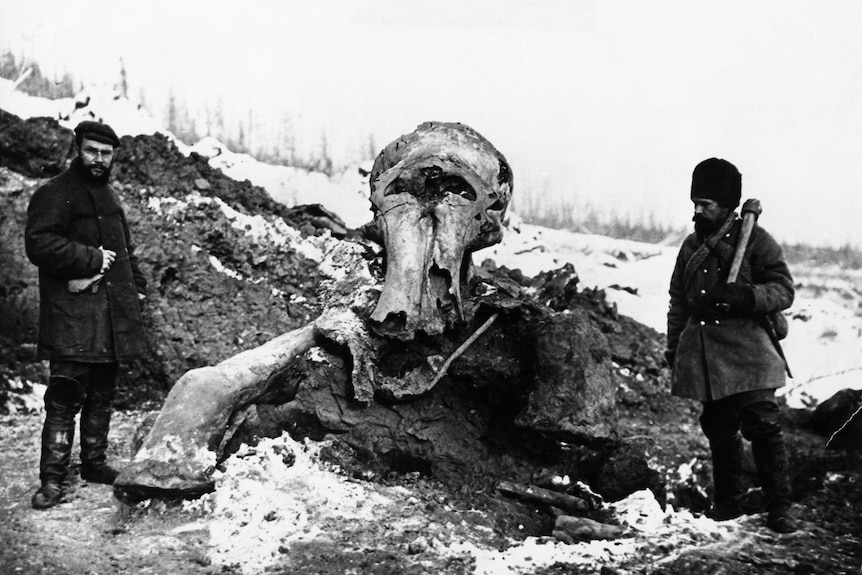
[2,76,859,410]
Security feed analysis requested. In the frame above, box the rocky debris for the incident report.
[483,261,667,376]
[806,388,862,450]
[0,168,43,399]
[807,387,862,434]
[0,108,75,177]
[112,130,348,239]
[552,515,624,543]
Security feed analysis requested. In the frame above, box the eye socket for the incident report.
[385,178,410,197]
[437,175,476,201]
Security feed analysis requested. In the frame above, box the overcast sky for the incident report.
[2,0,862,247]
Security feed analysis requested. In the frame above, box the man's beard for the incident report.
[83,163,112,184]
[693,215,716,237]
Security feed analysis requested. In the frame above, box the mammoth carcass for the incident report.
[114,122,619,502]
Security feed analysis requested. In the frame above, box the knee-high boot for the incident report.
[80,399,113,472]
[743,401,796,533]
[79,363,119,483]
[39,410,76,485]
[32,376,85,509]
[39,376,86,484]
[750,434,794,520]
[707,433,744,520]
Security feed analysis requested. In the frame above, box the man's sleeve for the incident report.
[749,227,794,314]
[121,209,148,296]
[25,185,102,278]
[666,246,690,353]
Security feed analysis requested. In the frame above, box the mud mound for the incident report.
[480,261,670,405]
[0,109,75,177]
[0,111,332,409]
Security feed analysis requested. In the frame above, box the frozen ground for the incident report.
[2,79,860,574]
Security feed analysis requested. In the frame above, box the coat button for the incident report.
[699,321,705,326]
[700,289,706,294]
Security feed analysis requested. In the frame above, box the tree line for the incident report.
[2,51,857,266]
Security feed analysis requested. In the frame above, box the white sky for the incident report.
[2,0,862,248]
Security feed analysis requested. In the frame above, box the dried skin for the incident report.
[365,122,512,340]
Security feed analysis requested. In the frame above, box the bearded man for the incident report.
[665,158,797,533]
[25,120,148,509]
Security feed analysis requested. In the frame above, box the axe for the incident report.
[724,198,793,377]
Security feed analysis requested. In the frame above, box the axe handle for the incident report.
[727,212,756,284]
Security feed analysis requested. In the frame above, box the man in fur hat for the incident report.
[665,158,797,533]
[25,120,148,509]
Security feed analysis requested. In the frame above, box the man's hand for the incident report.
[99,246,116,274]
[704,283,755,316]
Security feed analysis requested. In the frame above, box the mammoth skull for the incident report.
[363,121,513,340]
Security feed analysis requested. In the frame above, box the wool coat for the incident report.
[25,158,148,362]
[666,216,793,401]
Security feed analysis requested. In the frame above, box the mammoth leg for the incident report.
[114,325,317,501]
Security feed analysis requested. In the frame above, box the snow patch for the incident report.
[201,434,402,574]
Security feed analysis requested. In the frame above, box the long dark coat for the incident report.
[666,216,793,401]
[25,158,148,362]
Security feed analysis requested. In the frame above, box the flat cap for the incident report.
[74,120,121,147]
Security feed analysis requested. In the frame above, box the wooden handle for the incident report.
[726,198,761,284]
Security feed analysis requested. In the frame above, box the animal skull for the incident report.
[363,122,513,340]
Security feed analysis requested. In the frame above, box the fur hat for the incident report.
[690,158,741,208]
[74,121,121,148]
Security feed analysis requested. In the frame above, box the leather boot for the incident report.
[33,376,82,509]
[706,434,745,521]
[31,480,63,509]
[742,400,797,534]
[751,434,797,533]
[80,363,119,484]
[38,415,76,485]
[33,421,71,508]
